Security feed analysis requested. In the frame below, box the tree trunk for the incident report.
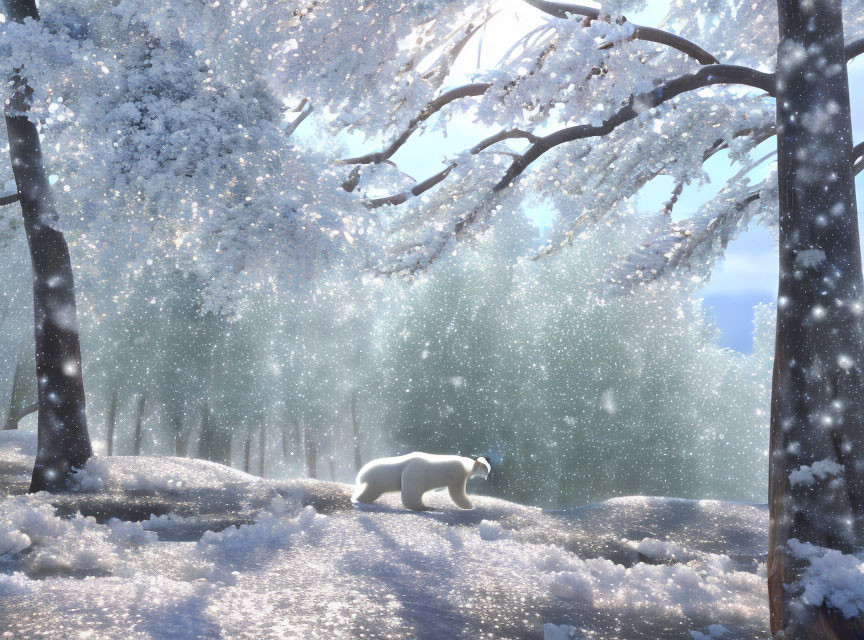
[133,392,146,456]
[3,0,92,492]
[3,344,36,430]
[351,390,362,471]
[258,424,266,478]
[198,401,232,465]
[105,387,118,456]
[304,421,317,479]
[769,1,864,636]
[243,431,251,474]
[163,402,187,457]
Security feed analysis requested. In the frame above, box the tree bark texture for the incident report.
[769,0,864,636]
[4,0,92,492]
[133,392,146,456]
[105,387,118,456]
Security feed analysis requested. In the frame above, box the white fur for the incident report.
[352,452,488,511]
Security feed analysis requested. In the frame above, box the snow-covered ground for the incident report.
[0,431,770,639]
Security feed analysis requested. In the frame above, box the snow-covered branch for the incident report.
[521,0,720,64]
[493,64,775,191]
[365,164,456,208]
[341,83,492,166]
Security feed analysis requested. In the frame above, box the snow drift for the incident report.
[0,430,770,639]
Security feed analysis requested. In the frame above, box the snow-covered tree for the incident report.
[0,0,490,487]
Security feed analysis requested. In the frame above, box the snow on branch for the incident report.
[608,149,778,290]
[609,191,763,290]
[492,64,775,192]
[521,0,720,64]
[341,83,492,166]
[365,164,456,208]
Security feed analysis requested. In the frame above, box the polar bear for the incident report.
[352,452,491,511]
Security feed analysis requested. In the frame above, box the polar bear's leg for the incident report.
[353,482,384,504]
[448,477,474,509]
[400,463,430,511]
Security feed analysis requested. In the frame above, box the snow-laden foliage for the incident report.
[0,0,486,311]
[342,0,863,280]
[0,205,773,507]
[371,214,774,506]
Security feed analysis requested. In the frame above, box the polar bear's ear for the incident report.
[473,457,491,479]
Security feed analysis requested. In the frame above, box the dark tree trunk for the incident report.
[105,387,118,456]
[769,1,864,636]
[243,431,251,474]
[4,0,92,492]
[133,392,146,456]
[258,424,266,478]
[175,426,190,458]
[4,344,36,430]
[351,390,362,471]
[304,421,317,479]
[198,401,232,465]
[163,402,188,457]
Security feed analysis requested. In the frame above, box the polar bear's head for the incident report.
[472,456,491,480]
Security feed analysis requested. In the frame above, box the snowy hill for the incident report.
[0,431,769,639]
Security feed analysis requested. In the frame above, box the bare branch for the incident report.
[365,164,456,208]
[847,37,864,62]
[854,141,863,166]
[662,181,685,216]
[422,11,497,85]
[283,103,313,138]
[342,166,362,193]
[521,0,720,65]
[470,129,541,154]
[702,126,776,163]
[342,83,491,166]
[0,191,20,206]
[493,64,775,191]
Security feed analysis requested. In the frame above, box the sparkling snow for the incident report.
[0,431,772,639]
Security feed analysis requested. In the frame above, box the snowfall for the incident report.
[0,431,778,639]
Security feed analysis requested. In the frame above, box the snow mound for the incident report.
[0,429,37,459]
[71,454,260,492]
[788,538,864,618]
[0,455,771,638]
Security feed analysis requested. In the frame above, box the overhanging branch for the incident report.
[521,0,720,64]
[494,64,775,191]
[342,83,491,166]
[364,164,456,208]
[0,191,20,206]
[847,37,864,62]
